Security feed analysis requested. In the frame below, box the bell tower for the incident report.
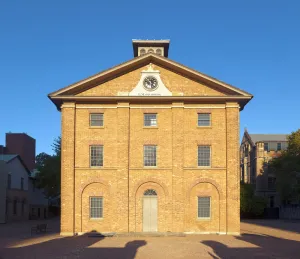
[132,39,170,58]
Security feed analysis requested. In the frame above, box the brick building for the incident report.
[240,130,288,208]
[49,40,252,236]
[1,133,36,171]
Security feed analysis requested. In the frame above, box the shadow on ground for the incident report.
[0,233,146,259]
[203,233,300,259]
[242,219,300,234]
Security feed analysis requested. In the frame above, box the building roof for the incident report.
[0,154,31,174]
[249,134,288,143]
[0,154,18,162]
[48,53,253,111]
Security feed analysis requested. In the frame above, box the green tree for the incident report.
[36,137,61,197]
[240,182,267,217]
[269,129,300,204]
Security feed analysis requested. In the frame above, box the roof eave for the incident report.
[49,95,252,111]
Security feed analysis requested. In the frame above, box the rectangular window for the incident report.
[90,197,103,218]
[198,146,211,167]
[7,174,11,189]
[268,177,276,190]
[22,201,25,215]
[13,200,17,215]
[90,146,103,167]
[144,114,157,127]
[264,143,269,151]
[277,143,281,151]
[198,113,211,127]
[21,177,24,190]
[198,197,211,219]
[90,113,104,127]
[144,145,157,167]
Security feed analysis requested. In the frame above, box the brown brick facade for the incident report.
[50,52,252,236]
[60,101,241,235]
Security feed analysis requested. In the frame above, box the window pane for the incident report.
[90,197,103,218]
[198,114,211,126]
[90,146,103,167]
[198,146,211,166]
[90,114,103,127]
[144,145,157,166]
[277,143,281,151]
[264,143,269,151]
[144,114,157,127]
[198,197,210,218]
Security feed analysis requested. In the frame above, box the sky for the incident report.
[1,0,299,155]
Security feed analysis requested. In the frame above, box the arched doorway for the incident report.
[143,189,157,232]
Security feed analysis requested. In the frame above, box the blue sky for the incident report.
[1,1,299,155]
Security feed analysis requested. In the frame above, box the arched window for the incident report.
[144,189,157,196]
[156,49,162,55]
[148,49,154,53]
[140,49,146,55]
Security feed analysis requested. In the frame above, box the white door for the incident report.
[143,191,158,232]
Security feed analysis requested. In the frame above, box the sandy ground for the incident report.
[0,218,300,259]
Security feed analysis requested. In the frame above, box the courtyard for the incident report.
[0,218,300,259]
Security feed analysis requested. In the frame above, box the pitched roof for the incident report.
[48,53,253,110]
[249,134,288,143]
[0,154,18,162]
[0,154,31,174]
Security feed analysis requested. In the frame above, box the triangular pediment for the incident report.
[49,53,252,109]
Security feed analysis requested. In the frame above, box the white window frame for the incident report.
[264,142,269,151]
[197,113,211,127]
[90,145,103,167]
[198,145,211,167]
[144,113,157,127]
[90,197,103,219]
[277,142,281,151]
[90,113,104,127]
[143,145,157,167]
[197,196,211,219]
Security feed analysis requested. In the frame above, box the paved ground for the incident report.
[0,218,300,258]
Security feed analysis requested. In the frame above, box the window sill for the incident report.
[143,126,158,129]
[89,218,104,221]
[197,126,212,129]
[197,218,211,221]
[184,167,226,170]
[143,166,158,169]
[90,166,104,169]
[89,126,104,129]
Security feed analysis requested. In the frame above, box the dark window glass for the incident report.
[277,143,281,151]
[90,197,103,218]
[198,197,211,218]
[198,146,211,166]
[90,114,103,127]
[198,114,211,126]
[90,146,103,167]
[264,143,269,151]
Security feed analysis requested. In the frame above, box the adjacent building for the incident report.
[0,155,30,222]
[240,130,288,208]
[28,170,48,219]
[49,39,252,235]
[0,133,48,222]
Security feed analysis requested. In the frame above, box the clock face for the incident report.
[143,76,158,91]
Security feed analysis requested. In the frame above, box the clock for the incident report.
[143,76,158,91]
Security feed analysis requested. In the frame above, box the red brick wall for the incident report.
[6,133,36,171]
